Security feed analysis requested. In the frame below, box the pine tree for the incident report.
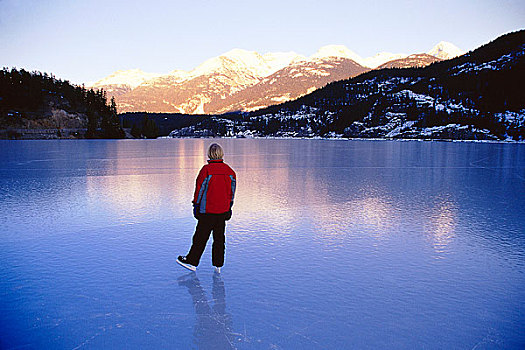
[130,123,142,138]
[142,117,159,139]
[101,97,125,138]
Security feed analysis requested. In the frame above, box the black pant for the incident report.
[186,214,226,267]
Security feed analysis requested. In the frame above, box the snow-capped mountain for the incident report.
[211,56,368,113]
[310,45,363,63]
[90,41,463,114]
[373,42,464,70]
[162,30,524,141]
[90,69,164,89]
[308,45,408,68]
[361,52,409,68]
[428,41,463,59]
[377,54,442,69]
[115,49,307,114]
[88,69,168,99]
[116,52,367,114]
[188,49,299,81]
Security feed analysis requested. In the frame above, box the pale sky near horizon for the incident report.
[1,0,523,84]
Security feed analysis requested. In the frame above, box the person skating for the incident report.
[177,143,236,272]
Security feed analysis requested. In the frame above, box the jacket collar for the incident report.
[208,159,224,163]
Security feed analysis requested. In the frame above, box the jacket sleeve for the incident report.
[193,166,207,204]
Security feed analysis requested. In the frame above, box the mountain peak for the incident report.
[362,52,408,68]
[192,48,302,78]
[428,41,463,59]
[221,48,262,61]
[311,45,363,63]
[263,51,305,68]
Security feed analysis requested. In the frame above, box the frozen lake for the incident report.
[1,139,524,349]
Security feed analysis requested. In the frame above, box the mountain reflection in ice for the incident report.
[0,139,524,349]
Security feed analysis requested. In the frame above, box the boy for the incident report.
[177,143,236,273]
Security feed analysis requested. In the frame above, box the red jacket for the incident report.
[193,159,236,214]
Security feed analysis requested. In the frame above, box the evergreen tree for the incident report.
[130,123,142,138]
[101,96,125,138]
[142,117,159,139]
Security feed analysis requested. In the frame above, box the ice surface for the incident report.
[1,139,524,349]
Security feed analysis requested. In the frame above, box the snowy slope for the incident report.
[212,56,369,113]
[190,49,280,79]
[91,69,165,89]
[309,45,408,68]
[310,45,364,63]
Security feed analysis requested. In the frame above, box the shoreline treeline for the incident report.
[0,68,124,139]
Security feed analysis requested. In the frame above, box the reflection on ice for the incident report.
[85,140,209,223]
[178,272,240,349]
[428,198,457,255]
[312,195,397,243]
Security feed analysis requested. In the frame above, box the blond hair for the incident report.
[208,143,224,160]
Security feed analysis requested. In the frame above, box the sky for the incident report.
[1,0,524,84]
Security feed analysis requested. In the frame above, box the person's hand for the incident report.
[225,210,232,221]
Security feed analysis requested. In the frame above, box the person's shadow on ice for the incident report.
[178,272,238,349]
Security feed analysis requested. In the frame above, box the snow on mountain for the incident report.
[190,49,264,78]
[310,45,363,63]
[167,30,525,140]
[377,54,442,69]
[450,45,525,75]
[362,52,409,68]
[428,41,463,59]
[263,51,305,71]
[93,40,464,114]
[166,69,190,81]
[189,48,301,79]
[117,54,368,114]
[91,69,164,89]
[310,45,408,68]
[210,56,369,114]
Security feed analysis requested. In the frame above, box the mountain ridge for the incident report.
[92,41,463,114]
[138,30,524,141]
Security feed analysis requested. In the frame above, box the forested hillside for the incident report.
[0,68,124,139]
